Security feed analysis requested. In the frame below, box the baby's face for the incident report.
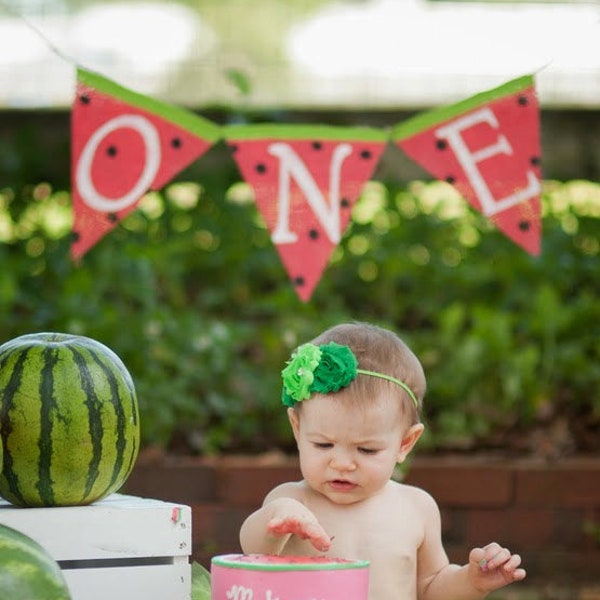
[289,394,408,505]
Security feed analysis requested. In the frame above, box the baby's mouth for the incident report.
[328,479,357,491]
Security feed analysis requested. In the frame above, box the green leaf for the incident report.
[191,561,211,600]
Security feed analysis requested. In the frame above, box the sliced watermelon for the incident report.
[224,124,387,301]
[392,75,542,255]
[71,67,221,259]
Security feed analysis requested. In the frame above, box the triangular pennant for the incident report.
[71,67,221,259]
[392,75,542,255]
[224,124,387,302]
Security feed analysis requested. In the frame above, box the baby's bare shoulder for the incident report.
[390,480,440,513]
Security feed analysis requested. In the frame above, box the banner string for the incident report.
[0,0,78,67]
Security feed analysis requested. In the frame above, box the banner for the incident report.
[70,70,542,300]
[391,76,542,255]
[225,124,387,302]
[71,67,221,259]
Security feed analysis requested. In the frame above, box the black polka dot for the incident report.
[255,163,267,174]
[340,198,350,209]
[229,144,239,153]
[107,213,118,223]
[312,141,323,150]
[171,137,182,149]
[71,231,80,243]
[530,156,541,167]
[360,149,372,160]
[107,145,118,157]
[79,94,91,105]
[293,276,305,287]
[436,139,448,151]
[308,229,319,240]
[519,220,530,232]
[445,175,456,185]
[518,95,529,106]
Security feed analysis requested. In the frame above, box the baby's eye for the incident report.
[313,442,333,449]
[358,447,379,455]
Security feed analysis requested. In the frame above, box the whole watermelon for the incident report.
[0,332,139,507]
[0,523,72,599]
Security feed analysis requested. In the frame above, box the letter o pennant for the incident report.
[76,114,161,212]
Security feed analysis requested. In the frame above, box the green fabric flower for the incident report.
[281,342,359,406]
[281,343,322,406]
[312,342,358,394]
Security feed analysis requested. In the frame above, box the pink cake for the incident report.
[211,553,370,600]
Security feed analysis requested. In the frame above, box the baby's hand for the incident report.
[267,514,331,552]
[469,543,526,592]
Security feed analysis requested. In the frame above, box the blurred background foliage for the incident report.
[0,120,599,458]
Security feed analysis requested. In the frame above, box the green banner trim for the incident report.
[224,123,388,143]
[77,67,222,142]
[391,74,534,142]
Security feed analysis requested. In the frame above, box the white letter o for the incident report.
[76,114,161,213]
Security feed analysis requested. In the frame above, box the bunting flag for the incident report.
[70,67,221,259]
[224,124,388,302]
[66,66,544,300]
[391,75,542,255]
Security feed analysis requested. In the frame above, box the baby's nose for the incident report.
[330,449,357,471]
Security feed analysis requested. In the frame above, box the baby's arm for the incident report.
[416,490,526,600]
[239,484,331,555]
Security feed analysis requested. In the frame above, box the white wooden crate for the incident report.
[0,493,192,600]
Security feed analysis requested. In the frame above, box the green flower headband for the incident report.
[281,341,419,409]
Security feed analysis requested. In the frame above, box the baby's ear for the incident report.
[288,407,301,441]
[397,424,424,463]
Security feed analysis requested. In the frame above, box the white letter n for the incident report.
[268,142,353,244]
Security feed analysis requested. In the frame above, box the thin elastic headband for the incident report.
[356,368,419,409]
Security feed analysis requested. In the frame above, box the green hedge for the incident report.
[1,168,599,456]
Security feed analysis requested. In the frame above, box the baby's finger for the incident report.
[502,554,526,580]
[486,547,511,570]
[303,523,332,552]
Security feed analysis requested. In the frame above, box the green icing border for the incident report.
[391,74,534,142]
[211,554,370,572]
[223,123,388,143]
[77,67,221,142]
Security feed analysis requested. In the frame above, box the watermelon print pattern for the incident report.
[71,67,221,259]
[392,75,542,255]
[225,124,387,302]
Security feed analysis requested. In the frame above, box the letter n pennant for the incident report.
[71,67,221,259]
[392,75,542,255]
[224,124,387,302]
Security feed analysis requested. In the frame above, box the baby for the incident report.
[240,322,526,600]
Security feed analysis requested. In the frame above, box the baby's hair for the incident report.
[308,322,426,424]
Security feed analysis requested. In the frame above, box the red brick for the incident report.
[124,461,216,504]
[405,457,513,507]
[515,459,600,508]
[190,503,246,566]
[217,461,301,506]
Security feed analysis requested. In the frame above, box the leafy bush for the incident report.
[0,163,599,456]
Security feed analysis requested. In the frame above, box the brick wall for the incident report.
[123,454,600,585]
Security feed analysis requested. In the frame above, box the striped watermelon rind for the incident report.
[0,332,140,507]
[0,523,72,599]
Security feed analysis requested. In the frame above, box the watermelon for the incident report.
[0,332,139,507]
[224,123,387,302]
[0,523,72,599]
[392,75,542,255]
[71,67,221,259]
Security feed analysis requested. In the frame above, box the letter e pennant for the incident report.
[225,124,387,301]
[71,67,221,259]
[392,75,542,255]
